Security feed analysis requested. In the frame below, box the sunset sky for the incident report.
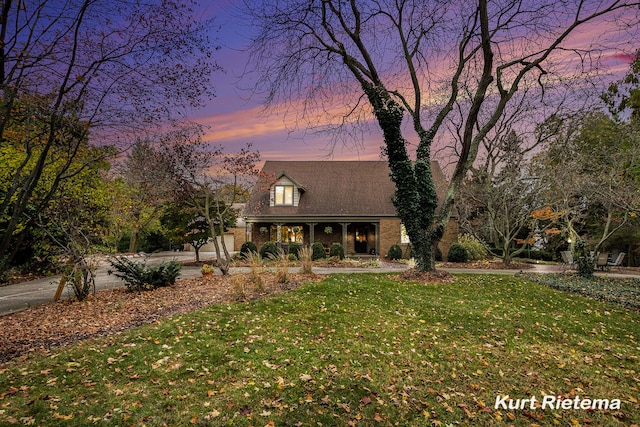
[193,1,387,163]
[195,1,638,166]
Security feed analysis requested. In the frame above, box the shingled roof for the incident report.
[244,161,449,219]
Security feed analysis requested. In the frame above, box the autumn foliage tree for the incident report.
[0,0,217,275]
[243,0,640,271]
[533,110,640,254]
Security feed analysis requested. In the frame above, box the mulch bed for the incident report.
[437,260,533,270]
[0,273,322,364]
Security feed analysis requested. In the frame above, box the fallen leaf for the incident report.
[53,413,73,420]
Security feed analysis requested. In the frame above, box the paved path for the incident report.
[1,252,637,317]
[0,252,207,316]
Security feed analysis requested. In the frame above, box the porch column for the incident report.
[307,223,317,245]
[274,223,284,242]
[340,223,350,251]
[372,222,379,256]
[245,221,251,242]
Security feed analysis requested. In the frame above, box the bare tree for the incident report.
[159,124,260,275]
[0,0,217,274]
[460,130,546,265]
[242,0,639,271]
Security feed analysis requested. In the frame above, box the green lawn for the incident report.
[0,274,638,426]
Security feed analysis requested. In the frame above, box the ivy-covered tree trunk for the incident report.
[363,83,442,272]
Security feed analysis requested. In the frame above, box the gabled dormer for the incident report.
[269,172,305,207]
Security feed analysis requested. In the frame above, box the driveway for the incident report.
[0,252,205,317]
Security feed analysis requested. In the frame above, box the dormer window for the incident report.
[274,184,294,206]
[270,173,304,207]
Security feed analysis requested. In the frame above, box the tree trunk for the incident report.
[594,211,628,253]
[128,227,140,253]
[217,212,231,261]
[210,235,229,275]
[502,242,513,266]
[206,221,229,275]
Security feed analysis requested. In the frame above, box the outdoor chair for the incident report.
[596,252,609,271]
[560,251,575,270]
[607,252,626,272]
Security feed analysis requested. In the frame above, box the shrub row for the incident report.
[524,250,554,262]
[241,241,345,261]
[242,240,554,264]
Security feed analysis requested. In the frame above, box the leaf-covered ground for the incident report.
[521,272,640,310]
[0,273,319,363]
[0,273,638,426]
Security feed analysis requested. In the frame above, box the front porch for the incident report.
[246,221,381,256]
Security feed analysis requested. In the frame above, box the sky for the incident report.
[194,2,387,163]
[193,1,638,167]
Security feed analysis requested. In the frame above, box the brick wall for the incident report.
[380,217,458,260]
[228,227,246,252]
[379,218,402,258]
[249,224,268,249]
[438,218,458,261]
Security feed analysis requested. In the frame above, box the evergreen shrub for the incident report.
[311,242,326,260]
[447,244,470,263]
[288,242,302,259]
[330,243,345,259]
[458,234,487,260]
[387,244,403,260]
[240,241,258,258]
[260,241,279,259]
[434,246,443,262]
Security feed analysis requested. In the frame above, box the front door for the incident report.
[355,226,368,254]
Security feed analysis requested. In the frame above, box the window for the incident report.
[274,185,294,205]
[270,225,303,242]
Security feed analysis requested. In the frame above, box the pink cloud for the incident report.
[611,53,637,64]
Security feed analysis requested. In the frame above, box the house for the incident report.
[243,161,458,259]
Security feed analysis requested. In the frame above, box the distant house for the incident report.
[243,161,457,259]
